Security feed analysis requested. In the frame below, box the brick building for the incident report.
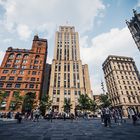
[0,35,48,111]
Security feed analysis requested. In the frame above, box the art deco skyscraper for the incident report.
[126,9,140,51]
[49,26,92,113]
[102,55,140,116]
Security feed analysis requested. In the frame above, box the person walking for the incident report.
[70,113,75,122]
[104,107,111,127]
[100,108,105,124]
[15,112,22,123]
[128,107,137,125]
[33,108,40,122]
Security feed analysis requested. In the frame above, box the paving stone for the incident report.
[0,119,140,140]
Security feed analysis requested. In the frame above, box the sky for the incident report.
[0,0,140,94]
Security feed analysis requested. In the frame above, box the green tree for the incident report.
[78,94,91,112]
[22,92,36,112]
[89,99,97,113]
[100,94,111,108]
[39,95,52,116]
[63,98,72,114]
[0,91,7,110]
[10,91,24,111]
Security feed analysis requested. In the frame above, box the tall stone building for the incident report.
[0,35,48,111]
[49,26,92,113]
[102,55,140,116]
[126,9,140,51]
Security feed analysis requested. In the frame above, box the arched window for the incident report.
[23,54,29,59]
[35,55,40,59]
[16,54,22,58]
[9,53,14,59]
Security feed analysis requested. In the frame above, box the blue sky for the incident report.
[0,0,140,94]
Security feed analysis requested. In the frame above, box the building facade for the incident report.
[0,35,48,111]
[102,55,140,116]
[126,9,140,51]
[49,26,92,113]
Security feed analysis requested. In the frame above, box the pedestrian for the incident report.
[112,108,118,124]
[33,108,40,122]
[50,109,53,122]
[101,108,105,124]
[70,113,75,122]
[104,107,111,127]
[15,112,22,123]
[74,108,78,120]
[63,112,66,121]
[128,107,137,125]
[118,108,123,124]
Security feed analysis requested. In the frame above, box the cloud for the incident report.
[80,27,140,94]
[136,0,140,7]
[17,24,32,40]
[0,0,105,39]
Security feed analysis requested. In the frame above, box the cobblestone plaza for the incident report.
[0,118,140,140]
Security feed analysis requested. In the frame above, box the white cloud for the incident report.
[80,27,140,94]
[137,0,140,7]
[17,24,32,40]
[0,0,105,39]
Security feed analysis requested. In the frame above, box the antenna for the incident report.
[101,80,105,94]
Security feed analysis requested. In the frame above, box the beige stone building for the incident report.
[102,55,140,116]
[49,26,92,113]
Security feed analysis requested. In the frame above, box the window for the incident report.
[78,91,81,95]
[24,54,29,58]
[17,77,22,81]
[16,54,22,58]
[9,76,14,80]
[25,84,28,88]
[57,98,59,102]
[75,91,77,95]
[23,60,27,63]
[0,76,6,80]
[32,71,37,75]
[34,60,38,64]
[31,77,35,81]
[123,98,126,103]
[0,83,4,87]
[68,90,70,95]
[64,90,67,95]
[15,60,20,63]
[15,84,21,88]
[21,65,26,69]
[13,65,19,68]
[19,70,24,75]
[9,54,14,58]
[7,59,12,63]
[6,83,12,88]
[53,90,56,95]
[11,70,16,74]
[3,70,9,74]
[57,90,60,95]
[29,84,34,88]
[5,64,11,68]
